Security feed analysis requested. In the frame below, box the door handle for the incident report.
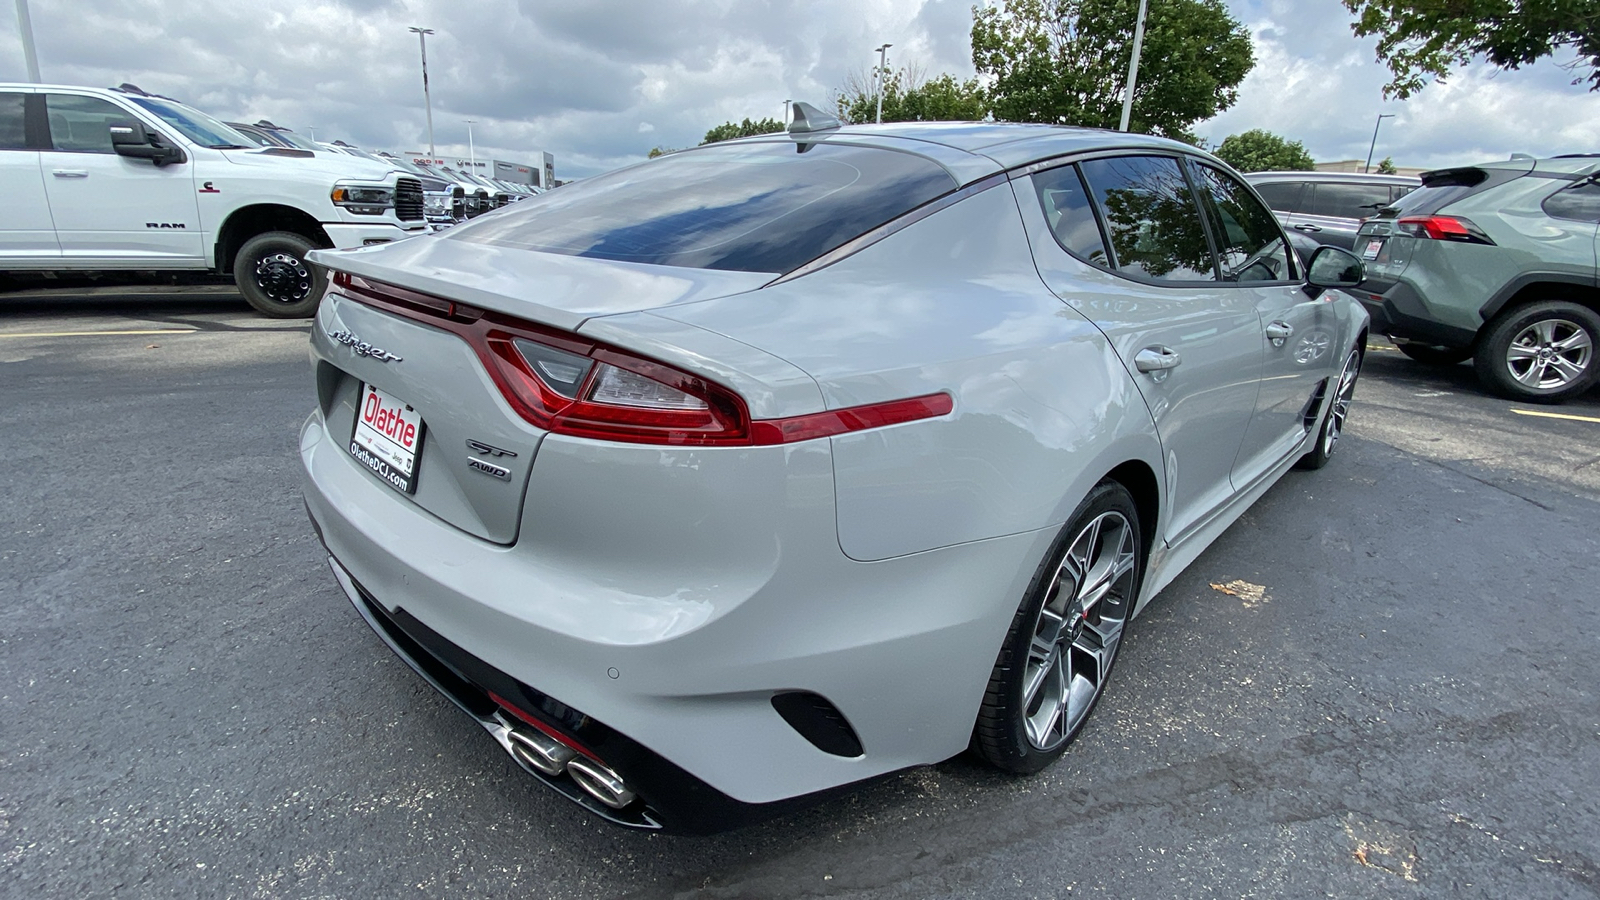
[1134,346,1182,382]
[1265,321,1294,347]
[1293,223,1322,233]
[52,169,89,178]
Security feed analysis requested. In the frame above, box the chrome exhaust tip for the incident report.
[565,757,637,810]
[506,727,577,777]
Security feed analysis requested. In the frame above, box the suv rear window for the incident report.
[450,141,957,273]
[1306,183,1394,219]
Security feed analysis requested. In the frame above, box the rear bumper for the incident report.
[299,408,1052,829]
[1355,279,1479,348]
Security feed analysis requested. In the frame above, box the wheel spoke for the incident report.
[1533,319,1557,344]
[1506,342,1541,361]
[1553,329,1592,353]
[1515,359,1548,387]
[1549,356,1586,384]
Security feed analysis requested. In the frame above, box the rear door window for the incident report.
[1191,163,1298,283]
[1029,163,1112,268]
[451,141,957,274]
[1307,182,1399,219]
[0,93,26,150]
[1078,155,1218,282]
[1251,181,1305,213]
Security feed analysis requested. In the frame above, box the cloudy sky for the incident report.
[2,0,1597,180]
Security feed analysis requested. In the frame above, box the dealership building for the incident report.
[405,151,556,189]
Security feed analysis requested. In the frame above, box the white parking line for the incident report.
[1510,408,1600,425]
[0,328,199,338]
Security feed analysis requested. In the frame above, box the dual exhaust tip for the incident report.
[507,725,637,810]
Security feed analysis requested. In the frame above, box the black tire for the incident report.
[973,480,1143,775]
[234,231,326,318]
[1297,346,1361,471]
[1394,340,1471,366]
[1473,301,1600,403]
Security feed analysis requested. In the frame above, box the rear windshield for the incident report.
[448,140,957,273]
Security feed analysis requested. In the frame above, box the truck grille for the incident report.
[395,178,424,221]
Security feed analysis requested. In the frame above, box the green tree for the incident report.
[701,117,785,145]
[835,66,989,124]
[971,0,1254,141]
[1375,156,1399,174]
[1345,0,1600,99]
[647,146,678,158]
[1214,129,1316,172]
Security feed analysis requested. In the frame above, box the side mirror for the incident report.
[1305,245,1364,289]
[110,121,186,167]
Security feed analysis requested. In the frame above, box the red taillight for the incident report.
[331,271,952,446]
[1395,215,1494,244]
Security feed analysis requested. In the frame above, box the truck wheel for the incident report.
[235,231,326,318]
[1473,301,1600,403]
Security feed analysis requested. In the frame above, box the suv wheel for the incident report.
[234,231,326,318]
[1474,301,1600,403]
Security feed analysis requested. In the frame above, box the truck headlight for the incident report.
[331,184,394,215]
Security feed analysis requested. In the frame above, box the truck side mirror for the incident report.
[110,121,187,167]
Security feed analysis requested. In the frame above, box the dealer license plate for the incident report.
[1361,238,1385,261]
[349,383,425,494]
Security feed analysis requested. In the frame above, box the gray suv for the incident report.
[1353,156,1600,402]
[1247,171,1419,251]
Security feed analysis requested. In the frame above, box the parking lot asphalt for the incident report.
[3,290,1598,899]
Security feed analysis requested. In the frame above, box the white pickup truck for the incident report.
[0,84,429,316]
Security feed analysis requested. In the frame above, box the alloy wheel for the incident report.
[1323,350,1360,457]
[1505,318,1593,390]
[1021,510,1137,751]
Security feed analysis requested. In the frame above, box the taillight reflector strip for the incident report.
[330,271,954,445]
[751,393,954,444]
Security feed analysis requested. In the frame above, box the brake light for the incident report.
[1395,215,1495,244]
[330,271,953,446]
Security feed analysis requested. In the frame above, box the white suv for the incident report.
[0,84,429,316]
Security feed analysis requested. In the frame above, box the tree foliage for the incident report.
[834,65,989,124]
[1214,129,1316,172]
[971,0,1254,141]
[701,117,785,145]
[1375,156,1399,174]
[1345,0,1600,99]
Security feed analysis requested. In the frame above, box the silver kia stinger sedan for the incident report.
[300,105,1369,832]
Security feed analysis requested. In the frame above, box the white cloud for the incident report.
[1,0,1595,178]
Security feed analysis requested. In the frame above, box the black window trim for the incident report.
[1540,175,1600,224]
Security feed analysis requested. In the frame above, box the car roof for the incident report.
[715,121,1219,186]
[1245,171,1420,185]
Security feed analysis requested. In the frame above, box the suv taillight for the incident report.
[1395,215,1495,245]
[330,272,951,446]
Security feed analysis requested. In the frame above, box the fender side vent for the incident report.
[1299,377,1331,433]
[771,691,864,758]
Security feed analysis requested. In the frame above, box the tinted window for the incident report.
[1543,179,1600,223]
[1030,164,1111,268]
[127,96,251,148]
[0,93,25,150]
[1390,184,1416,203]
[451,141,957,273]
[1307,183,1395,219]
[1192,164,1297,283]
[45,94,135,153]
[1079,155,1217,282]
[1252,181,1305,213]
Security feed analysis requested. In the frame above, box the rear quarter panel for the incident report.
[658,182,1163,561]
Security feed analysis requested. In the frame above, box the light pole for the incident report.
[874,43,892,124]
[465,119,476,171]
[1118,0,1148,132]
[1365,114,1396,173]
[409,26,437,159]
[13,0,41,82]
[784,99,792,124]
